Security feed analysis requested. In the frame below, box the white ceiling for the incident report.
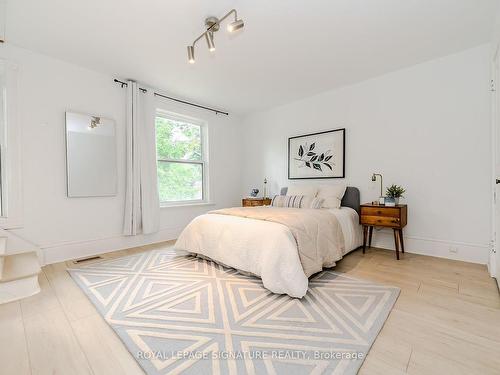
[5,0,499,114]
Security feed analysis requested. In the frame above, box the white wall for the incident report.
[241,45,492,264]
[0,42,492,265]
[0,43,243,264]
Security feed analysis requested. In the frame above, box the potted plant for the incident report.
[385,184,406,206]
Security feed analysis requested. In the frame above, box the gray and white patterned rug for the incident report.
[68,249,399,375]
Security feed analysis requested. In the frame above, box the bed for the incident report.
[174,187,363,297]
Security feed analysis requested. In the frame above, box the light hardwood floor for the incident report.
[1,242,499,375]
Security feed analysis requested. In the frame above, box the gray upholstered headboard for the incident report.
[280,186,360,215]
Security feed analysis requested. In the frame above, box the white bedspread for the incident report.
[174,207,362,298]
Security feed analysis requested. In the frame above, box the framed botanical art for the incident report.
[288,128,345,179]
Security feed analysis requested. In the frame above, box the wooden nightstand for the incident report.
[242,198,272,207]
[360,203,408,260]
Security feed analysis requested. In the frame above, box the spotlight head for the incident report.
[205,32,215,52]
[89,116,100,129]
[227,19,244,32]
[187,46,195,63]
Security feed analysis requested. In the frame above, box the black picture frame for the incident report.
[288,128,346,180]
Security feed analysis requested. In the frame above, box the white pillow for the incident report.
[271,195,286,207]
[305,197,324,209]
[317,184,347,209]
[286,185,318,197]
[271,195,323,209]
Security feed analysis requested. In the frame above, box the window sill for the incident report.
[160,201,216,209]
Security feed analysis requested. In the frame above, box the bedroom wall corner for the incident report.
[240,44,492,264]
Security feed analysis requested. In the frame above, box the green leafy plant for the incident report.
[386,184,406,198]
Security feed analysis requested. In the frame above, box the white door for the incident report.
[492,48,500,288]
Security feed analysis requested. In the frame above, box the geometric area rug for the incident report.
[68,249,400,375]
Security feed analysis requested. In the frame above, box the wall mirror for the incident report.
[65,112,117,197]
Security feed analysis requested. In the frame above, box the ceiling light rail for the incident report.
[187,9,244,64]
[113,79,229,116]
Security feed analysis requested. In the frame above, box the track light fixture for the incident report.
[187,46,195,63]
[187,9,244,64]
[89,116,101,129]
[227,19,244,33]
[205,31,215,52]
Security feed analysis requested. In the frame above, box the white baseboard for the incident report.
[371,229,490,264]
[40,225,490,266]
[488,251,497,277]
[40,226,184,265]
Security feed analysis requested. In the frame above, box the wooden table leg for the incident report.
[362,226,368,254]
[393,228,400,260]
[399,229,405,253]
[368,226,373,248]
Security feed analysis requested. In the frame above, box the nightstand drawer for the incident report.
[361,215,401,227]
[242,200,261,207]
[242,198,272,207]
[361,207,400,218]
[361,203,407,260]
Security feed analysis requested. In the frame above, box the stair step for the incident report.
[0,252,41,283]
[0,275,40,304]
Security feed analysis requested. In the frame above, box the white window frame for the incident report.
[155,110,209,207]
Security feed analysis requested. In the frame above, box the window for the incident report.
[155,112,207,205]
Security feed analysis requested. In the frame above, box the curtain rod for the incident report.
[113,79,229,116]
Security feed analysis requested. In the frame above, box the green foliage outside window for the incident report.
[156,116,204,202]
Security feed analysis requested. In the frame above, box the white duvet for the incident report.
[174,207,363,298]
